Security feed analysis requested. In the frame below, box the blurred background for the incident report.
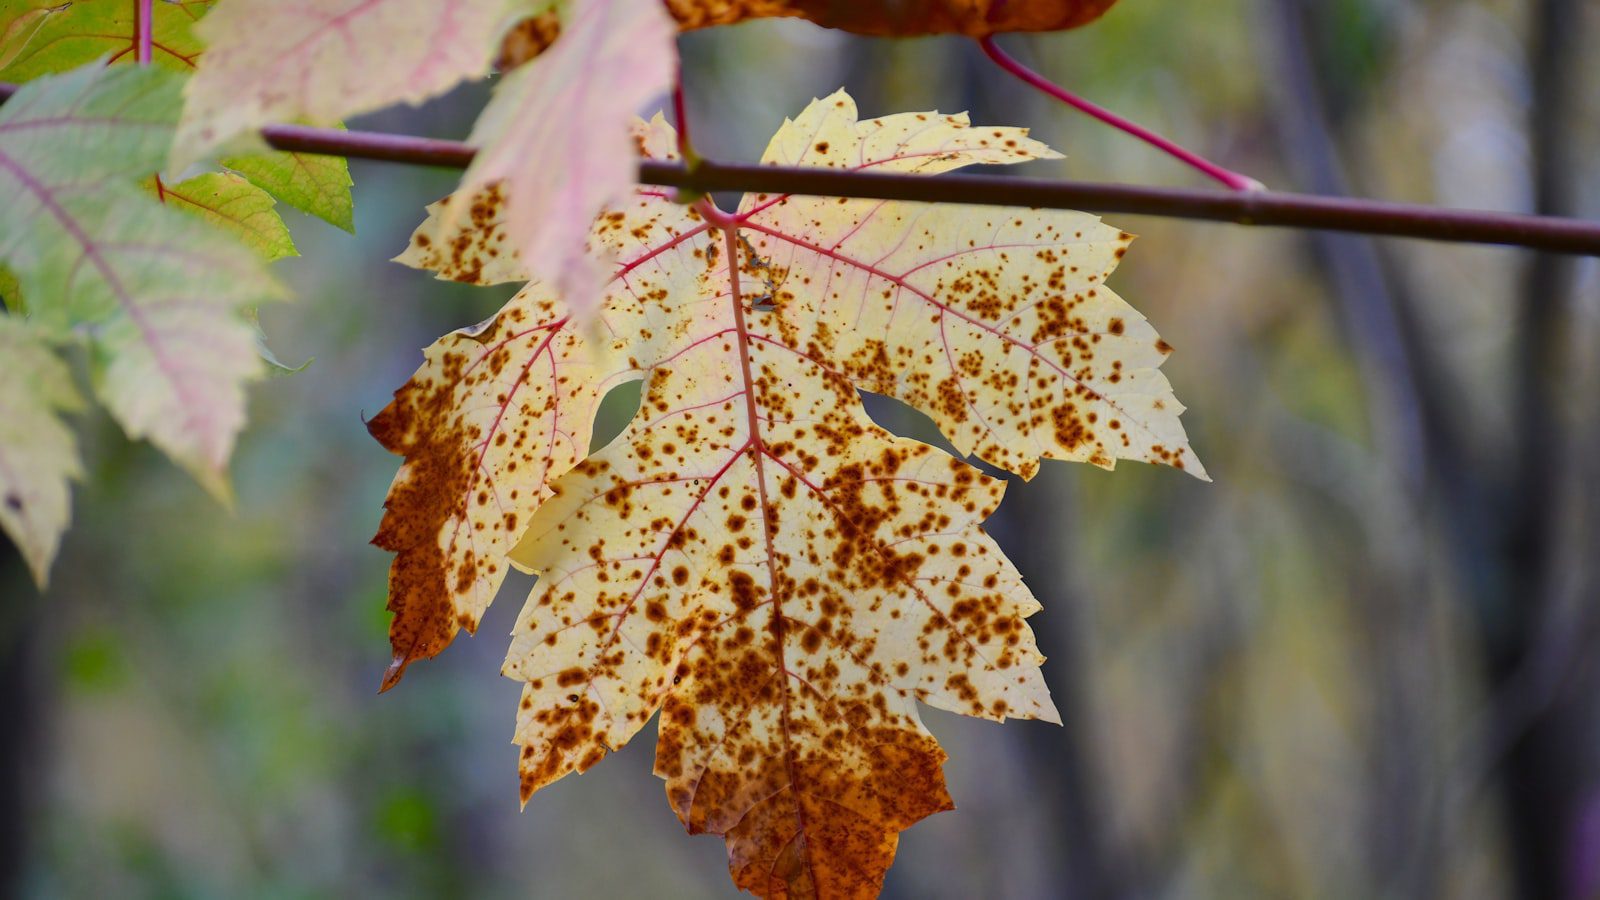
[5,0,1600,896]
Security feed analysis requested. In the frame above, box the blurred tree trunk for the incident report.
[0,545,39,896]
[988,468,1129,900]
[1494,1,1597,897]
[1264,0,1599,896]
[1259,1,1600,896]
[1258,1,1455,892]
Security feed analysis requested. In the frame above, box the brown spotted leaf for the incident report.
[740,91,1206,481]
[374,116,707,687]
[381,93,1201,898]
[368,286,624,689]
[503,173,1057,900]
[666,0,1119,36]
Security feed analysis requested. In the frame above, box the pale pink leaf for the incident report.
[175,0,515,166]
[437,0,675,318]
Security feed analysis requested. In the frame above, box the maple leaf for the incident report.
[382,93,1200,897]
[434,0,674,319]
[0,63,285,499]
[0,316,83,588]
[749,0,1121,36]
[739,92,1205,480]
[172,0,512,168]
[367,283,632,689]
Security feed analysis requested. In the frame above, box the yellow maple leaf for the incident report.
[367,285,624,689]
[742,92,1205,481]
[381,93,1201,898]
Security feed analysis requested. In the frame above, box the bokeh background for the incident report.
[5,1,1600,897]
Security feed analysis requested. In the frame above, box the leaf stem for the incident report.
[693,195,736,230]
[672,67,694,162]
[978,35,1262,192]
[135,0,154,65]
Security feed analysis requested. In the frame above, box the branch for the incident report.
[641,161,1600,255]
[135,0,154,65]
[1,81,1596,254]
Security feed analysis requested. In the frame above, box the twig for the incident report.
[978,35,1261,192]
[672,67,694,162]
[135,0,154,65]
[647,161,1600,255]
[1,82,1598,254]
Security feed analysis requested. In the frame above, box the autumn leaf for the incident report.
[367,282,633,689]
[0,63,285,499]
[0,316,82,588]
[173,0,514,168]
[381,92,1200,897]
[436,0,674,319]
[740,92,1205,481]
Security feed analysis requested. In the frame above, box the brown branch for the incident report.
[645,161,1600,255]
[2,81,1597,254]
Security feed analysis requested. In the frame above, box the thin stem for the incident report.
[645,160,1600,255]
[134,0,153,65]
[672,67,693,161]
[693,195,735,230]
[979,35,1261,192]
[260,123,477,167]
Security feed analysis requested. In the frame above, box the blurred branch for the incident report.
[1494,0,1594,896]
[3,82,1599,253]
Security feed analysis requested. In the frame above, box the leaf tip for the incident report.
[19,550,52,592]
[193,466,237,511]
[379,654,410,693]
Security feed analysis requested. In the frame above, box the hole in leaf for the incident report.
[588,378,644,454]
[857,389,1008,479]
